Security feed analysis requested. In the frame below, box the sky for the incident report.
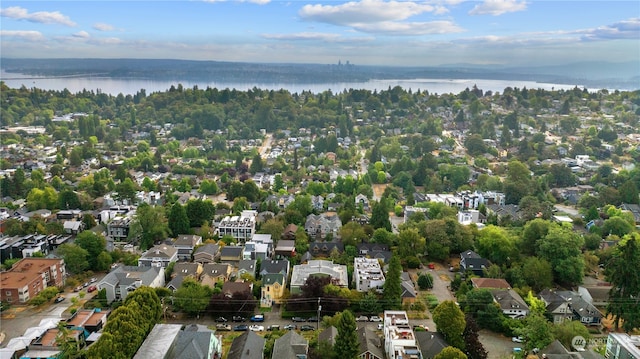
[1,0,639,67]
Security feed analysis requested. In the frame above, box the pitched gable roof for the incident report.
[357,327,384,359]
[227,331,265,359]
[272,330,308,359]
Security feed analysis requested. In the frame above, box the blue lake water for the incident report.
[1,69,582,96]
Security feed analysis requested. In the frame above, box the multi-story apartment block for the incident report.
[0,258,66,304]
[354,257,385,292]
[606,333,640,359]
[383,311,422,359]
[215,210,256,243]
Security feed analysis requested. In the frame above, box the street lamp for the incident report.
[317,298,321,330]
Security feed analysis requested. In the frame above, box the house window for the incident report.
[6,291,11,296]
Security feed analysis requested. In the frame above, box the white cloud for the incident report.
[0,6,76,26]
[261,32,375,43]
[352,20,463,35]
[469,0,527,16]
[72,31,90,39]
[93,23,115,31]
[299,0,436,25]
[580,17,640,41]
[0,30,45,41]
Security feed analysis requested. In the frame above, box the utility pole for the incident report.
[317,297,321,330]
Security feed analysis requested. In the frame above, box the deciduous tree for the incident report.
[433,300,466,350]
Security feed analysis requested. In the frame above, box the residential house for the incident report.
[222,281,253,298]
[283,224,298,240]
[22,327,84,359]
[138,245,178,268]
[578,285,612,307]
[415,332,448,359]
[539,289,575,325]
[401,272,417,305]
[65,309,111,334]
[404,206,428,223]
[174,234,203,261]
[98,266,164,304]
[237,259,257,278]
[457,210,486,226]
[605,333,640,359]
[470,278,511,290]
[485,204,523,223]
[219,246,243,266]
[227,331,265,359]
[200,263,232,288]
[259,259,290,278]
[274,240,296,258]
[168,324,222,359]
[272,330,308,359]
[290,260,348,294]
[490,289,530,319]
[243,235,273,261]
[355,194,370,211]
[133,324,183,359]
[620,203,640,224]
[261,273,285,307]
[308,241,344,258]
[166,275,186,292]
[354,257,385,292]
[357,326,384,359]
[310,195,325,211]
[172,263,202,280]
[318,326,338,348]
[0,258,66,304]
[304,213,342,239]
[106,216,134,243]
[459,250,491,277]
[63,220,84,235]
[556,290,604,326]
[357,243,392,263]
[193,243,220,264]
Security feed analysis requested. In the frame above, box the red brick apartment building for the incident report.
[0,258,66,304]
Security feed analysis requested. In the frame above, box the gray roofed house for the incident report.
[539,289,576,325]
[490,289,530,319]
[401,272,417,304]
[172,262,202,279]
[193,243,220,264]
[168,324,222,359]
[201,263,232,288]
[238,259,257,278]
[555,290,603,326]
[133,324,183,359]
[304,213,342,240]
[308,241,344,257]
[415,331,448,359]
[260,259,290,277]
[173,234,203,261]
[227,331,265,359]
[357,326,384,359]
[460,250,491,277]
[166,275,186,292]
[318,326,338,347]
[98,265,164,304]
[620,203,640,224]
[220,246,243,265]
[578,285,612,307]
[272,330,308,359]
[138,244,178,268]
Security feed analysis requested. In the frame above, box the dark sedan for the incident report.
[233,324,249,331]
[215,316,228,323]
[300,325,315,331]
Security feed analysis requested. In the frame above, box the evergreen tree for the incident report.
[606,236,640,332]
[169,202,190,236]
[370,200,392,231]
[383,255,402,310]
[334,310,359,359]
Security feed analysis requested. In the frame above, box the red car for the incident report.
[87,285,97,293]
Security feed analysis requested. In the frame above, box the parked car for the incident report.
[83,282,89,288]
[249,325,264,332]
[512,336,524,343]
[291,317,306,322]
[232,316,246,322]
[215,317,228,323]
[369,316,382,322]
[74,286,83,292]
[87,285,97,293]
[300,325,315,331]
[90,277,97,283]
[377,323,384,330]
[267,325,280,331]
[54,296,65,303]
[233,324,248,331]
[356,315,369,322]
[307,316,318,322]
[250,315,264,322]
[216,324,231,331]
[283,324,297,330]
